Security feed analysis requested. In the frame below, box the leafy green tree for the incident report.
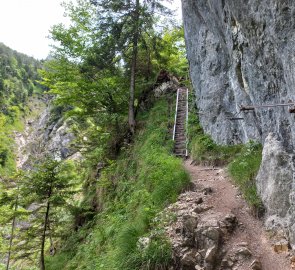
[47,0,172,136]
[152,27,188,78]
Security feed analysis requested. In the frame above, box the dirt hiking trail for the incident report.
[185,159,290,269]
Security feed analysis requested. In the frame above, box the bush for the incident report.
[188,111,242,166]
[228,141,264,213]
[0,149,8,167]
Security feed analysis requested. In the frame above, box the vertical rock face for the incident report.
[16,97,77,170]
[182,0,295,245]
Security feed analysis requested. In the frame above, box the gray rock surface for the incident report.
[182,0,295,246]
[256,133,293,243]
[15,97,77,169]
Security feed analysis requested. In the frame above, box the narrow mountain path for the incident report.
[183,160,291,270]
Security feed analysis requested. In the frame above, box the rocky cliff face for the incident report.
[182,0,295,247]
[15,97,77,170]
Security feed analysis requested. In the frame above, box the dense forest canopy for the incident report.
[0,42,43,112]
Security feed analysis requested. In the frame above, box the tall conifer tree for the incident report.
[89,0,171,134]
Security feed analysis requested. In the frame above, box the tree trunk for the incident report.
[40,200,50,270]
[6,197,18,270]
[47,220,56,256]
[128,0,140,135]
[146,49,151,82]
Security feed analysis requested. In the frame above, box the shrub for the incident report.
[0,149,8,167]
[228,141,264,213]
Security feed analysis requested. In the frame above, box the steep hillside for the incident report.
[44,90,190,270]
[182,0,295,247]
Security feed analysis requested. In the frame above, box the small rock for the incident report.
[193,205,213,214]
[195,265,204,270]
[205,245,218,263]
[235,247,252,258]
[195,252,202,263]
[221,258,234,268]
[205,227,220,241]
[196,197,204,204]
[199,249,206,257]
[238,222,245,228]
[250,259,262,270]
[273,240,289,253]
[180,247,190,256]
[137,237,150,249]
[291,255,295,263]
[183,215,198,233]
[220,214,238,234]
[181,250,198,267]
[203,187,213,195]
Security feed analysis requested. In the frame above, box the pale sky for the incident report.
[0,0,182,60]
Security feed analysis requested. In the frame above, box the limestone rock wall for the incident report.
[182,0,295,246]
[16,97,76,170]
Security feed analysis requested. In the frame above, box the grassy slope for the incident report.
[46,98,190,270]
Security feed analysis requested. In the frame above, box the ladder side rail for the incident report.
[173,89,180,141]
[185,88,189,157]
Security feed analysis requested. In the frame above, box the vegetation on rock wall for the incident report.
[228,142,263,213]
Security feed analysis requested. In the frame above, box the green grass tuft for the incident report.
[228,141,263,212]
[188,109,242,166]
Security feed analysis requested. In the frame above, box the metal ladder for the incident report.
[173,87,188,157]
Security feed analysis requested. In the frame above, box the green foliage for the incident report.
[188,102,242,166]
[228,141,263,211]
[29,1,189,269]
[0,160,80,269]
[0,113,20,177]
[190,133,243,166]
[0,148,8,167]
[45,98,189,270]
[0,42,43,113]
[152,27,188,78]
